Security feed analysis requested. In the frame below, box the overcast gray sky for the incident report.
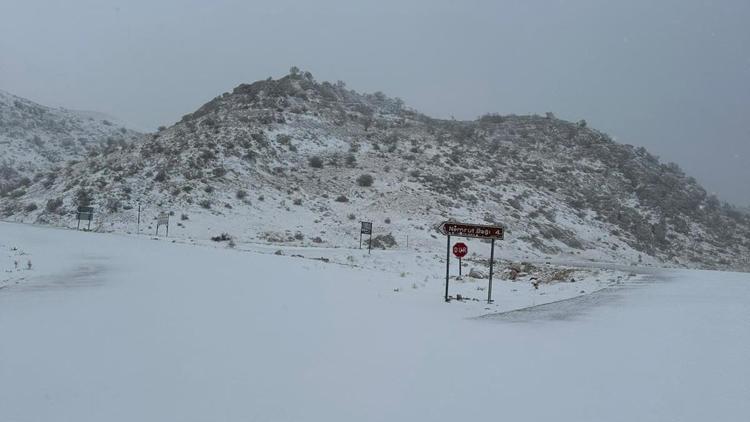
[1,0,748,205]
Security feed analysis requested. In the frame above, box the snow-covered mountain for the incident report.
[0,89,142,195]
[1,70,748,270]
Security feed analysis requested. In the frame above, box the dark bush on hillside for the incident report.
[199,199,212,209]
[213,167,227,177]
[105,198,121,213]
[309,156,324,168]
[371,234,398,249]
[75,189,92,207]
[356,174,374,187]
[211,233,231,242]
[236,189,248,200]
[46,198,63,213]
[24,203,38,212]
[335,195,349,203]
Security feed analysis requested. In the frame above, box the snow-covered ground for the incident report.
[1,222,749,421]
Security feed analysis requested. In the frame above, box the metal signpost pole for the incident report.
[459,257,462,277]
[137,203,141,234]
[360,222,373,253]
[444,235,451,302]
[488,239,495,303]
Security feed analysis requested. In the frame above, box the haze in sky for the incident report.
[1,0,748,206]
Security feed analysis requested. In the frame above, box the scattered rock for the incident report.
[507,268,519,280]
[468,268,486,278]
[547,268,575,282]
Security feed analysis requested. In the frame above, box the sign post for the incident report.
[438,221,504,303]
[488,239,495,304]
[453,242,468,277]
[137,202,141,234]
[360,221,373,254]
[156,212,170,237]
[445,235,450,301]
[76,206,94,231]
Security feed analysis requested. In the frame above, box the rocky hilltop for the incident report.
[1,70,748,270]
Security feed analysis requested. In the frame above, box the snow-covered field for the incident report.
[1,222,749,421]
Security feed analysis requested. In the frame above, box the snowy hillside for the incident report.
[1,222,748,422]
[0,89,142,195]
[1,70,749,271]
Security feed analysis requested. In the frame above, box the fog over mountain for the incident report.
[1,0,748,205]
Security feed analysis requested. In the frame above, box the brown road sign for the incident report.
[438,221,504,240]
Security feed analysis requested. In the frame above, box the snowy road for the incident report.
[1,223,749,421]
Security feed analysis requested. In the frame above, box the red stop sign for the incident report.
[452,242,468,258]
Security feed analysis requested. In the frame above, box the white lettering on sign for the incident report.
[438,222,504,240]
